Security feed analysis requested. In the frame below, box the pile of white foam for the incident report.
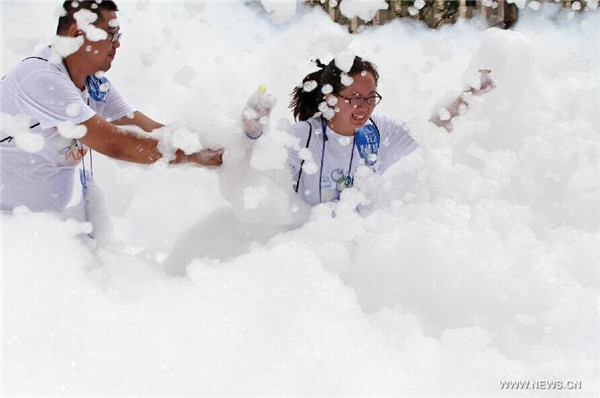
[2,1,598,396]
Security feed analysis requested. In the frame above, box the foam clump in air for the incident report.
[50,35,84,61]
[57,121,87,139]
[173,65,200,86]
[302,80,317,92]
[260,0,298,24]
[2,113,45,153]
[338,0,389,22]
[334,51,355,72]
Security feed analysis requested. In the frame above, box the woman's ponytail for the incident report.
[290,61,327,121]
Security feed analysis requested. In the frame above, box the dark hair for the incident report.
[290,56,379,122]
[57,0,119,34]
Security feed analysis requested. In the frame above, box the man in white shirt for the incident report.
[0,0,222,213]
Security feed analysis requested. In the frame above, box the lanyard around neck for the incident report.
[319,117,356,203]
[80,96,93,186]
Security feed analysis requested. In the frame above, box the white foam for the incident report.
[1,2,598,396]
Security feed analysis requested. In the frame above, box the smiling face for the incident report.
[327,71,378,136]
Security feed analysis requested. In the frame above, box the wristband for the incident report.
[244,130,263,140]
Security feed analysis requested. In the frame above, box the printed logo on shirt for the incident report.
[321,167,354,202]
[331,168,353,191]
[356,124,380,170]
[335,174,354,191]
[330,168,344,184]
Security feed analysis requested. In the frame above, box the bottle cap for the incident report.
[258,85,267,93]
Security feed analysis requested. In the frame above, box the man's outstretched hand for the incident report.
[184,148,224,167]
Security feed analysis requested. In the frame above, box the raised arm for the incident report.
[241,86,277,139]
[430,69,496,132]
[79,114,222,166]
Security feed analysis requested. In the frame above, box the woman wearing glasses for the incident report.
[286,56,418,205]
[243,56,493,206]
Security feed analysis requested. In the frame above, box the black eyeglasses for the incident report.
[99,28,122,43]
[337,93,382,107]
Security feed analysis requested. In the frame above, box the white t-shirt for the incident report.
[0,47,135,212]
[288,113,418,205]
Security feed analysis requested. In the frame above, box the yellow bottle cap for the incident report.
[258,85,267,93]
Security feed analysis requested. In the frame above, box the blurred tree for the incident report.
[392,0,460,28]
[303,0,597,32]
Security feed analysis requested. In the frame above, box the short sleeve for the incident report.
[17,69,95,129]
[101,83,136,122]
[288,121,312,178]
[372,113,418,173]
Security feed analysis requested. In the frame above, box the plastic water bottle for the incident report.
[242,85,276,139]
